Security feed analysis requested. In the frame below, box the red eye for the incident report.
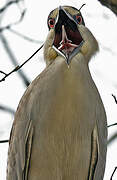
[76,15,82,24]
[48,18,55,28]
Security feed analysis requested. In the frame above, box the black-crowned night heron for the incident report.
[7,6,107,180]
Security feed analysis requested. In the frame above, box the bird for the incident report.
[7,6,107,180]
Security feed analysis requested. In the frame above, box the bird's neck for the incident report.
[48,55,92,91]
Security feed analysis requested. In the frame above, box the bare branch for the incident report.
[8,28,44,44]
[0,9,26,31]
[108,132,117,145]
[0,44,44,83]
[79,4,86,11]
[0,34,30,86]
[0,140,9,143]
[98,0,117,16]
[110,166,117,180]
[112,94,117,104]
[0,66,20,82]
[0,104,15,115]
[0,0,23,14]
[11,8,26,26]
[108,123,117,128]
[0,1,26,32]
[0,71,7,75]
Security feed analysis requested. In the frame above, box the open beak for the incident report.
[52,6,84,65]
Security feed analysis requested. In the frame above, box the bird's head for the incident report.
[44,6,99,65]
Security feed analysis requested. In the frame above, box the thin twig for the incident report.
[0,0,22,14]
[108,123,117,128]
[110,167,117,180]
[12,9,26,26]
[17,44,44,69]
[79,3,86,11]
[0,26,43,44]
[0,34,30,86]
[1,9,26,29]
[0,4,26,32]
[112,94,117,104]
[8,28,44,44]
[108,132,117,145]
[0,105,15,115]
[0,44,44,83]
[98,0,117,16]
[0,71,7,75]
[0,140,9,143]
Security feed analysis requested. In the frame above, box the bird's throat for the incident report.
[58,25,78,59]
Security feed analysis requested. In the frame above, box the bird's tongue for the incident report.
[58,25,78,58]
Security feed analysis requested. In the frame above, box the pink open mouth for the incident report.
[52,7,84,63]
[58,25,82,59]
